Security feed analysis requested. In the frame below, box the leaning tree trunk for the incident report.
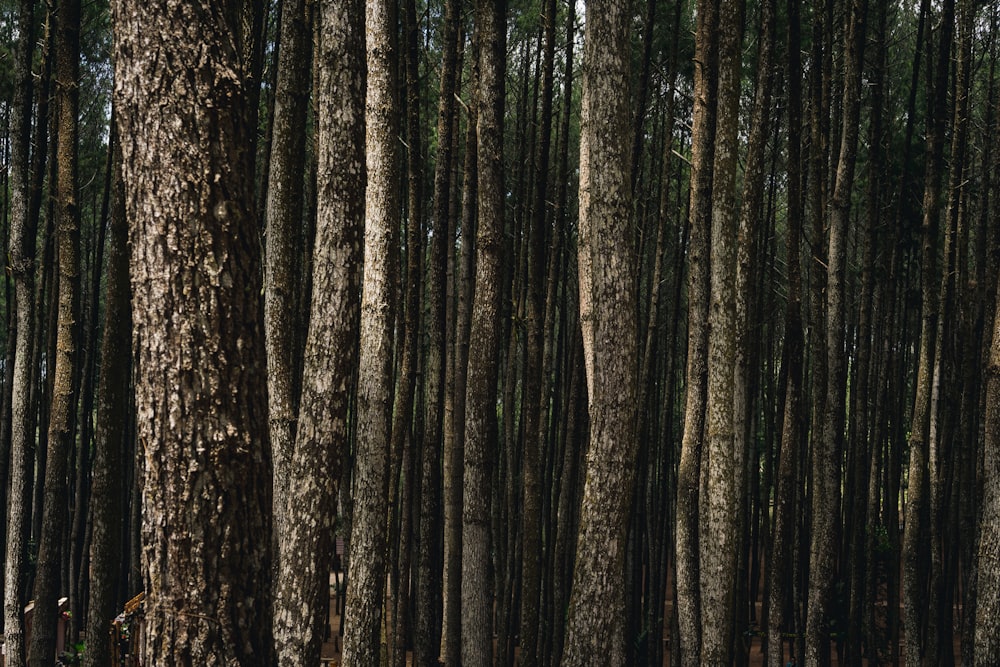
[339,0,400,660]
[112,0,275,662]
[27,0,82,662]
[273,0,365,663]
[676,0,718,662]
[560,0,635,662]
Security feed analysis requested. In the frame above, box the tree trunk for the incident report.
[112,0,275,661]
[4,0,39,662]
[560,0,635,661]
[266,0,313,552]
[273,0,364,663]
[461,0,505,662]
[82,126,131,667]
[28,0,82,661]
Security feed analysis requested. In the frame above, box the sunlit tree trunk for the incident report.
[28,0,82,661]
[112,0,275,661]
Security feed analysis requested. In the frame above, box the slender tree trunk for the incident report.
[273,0,364,663]
[266,0,313,552]
[676,0,718,661]
[82,126,131,667]
[561,0,635,661]
[903,1,953,662]
[4,0,39,662]
[28,0,82,660]
[112,0,275,661]
[461,0,506,661]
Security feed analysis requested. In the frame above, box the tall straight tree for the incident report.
[27,0,82,661]
[273,0,365,662]
[699,0,743,663]
[340,0,399,660]
[807,0,866,661]
[560,0,635,661]
[461,0,505,663]
[265,0,314,550]
[4,0,38,663]
[112,0,275,662]
[82,127,131,667]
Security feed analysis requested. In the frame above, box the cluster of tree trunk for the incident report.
[3,0,1000,665]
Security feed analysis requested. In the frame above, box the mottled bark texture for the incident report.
[112,0,275,663]
[4,0,37,663]
[82,130,131,667]
[461,0,505,663]
[273,0,364,663]
[28,0,81,662]
[676,0,718,663]
[340,0,398,660]
[560,0,635,662]
[976,259,1000,663]
[266,0,313,550]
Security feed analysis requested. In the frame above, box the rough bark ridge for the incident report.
[340,0,398,660]
[560,0,635,662]
[28,0,81,661]
[4,0,37,662]
[461,0,505,663]
[273,0,364,663]
[976,248,1000,663]
[112,0,275,663]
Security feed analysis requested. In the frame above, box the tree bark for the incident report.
[461,0,505,662]
[4,0,39,662]
[273,0,364,663]
[560,0,635,661]
[112,0,275,662]
[28,0,82,661]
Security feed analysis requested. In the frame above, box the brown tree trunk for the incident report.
[340,0,399,661]
[4,0,39,662]
[82,126,131,667]
[28,0,82,661]
[461,0,505,662]
[273,0,365,663]
[112,0,275,661]
[561,0,635,661]
[676,0,718,662]
[266,0,313,552]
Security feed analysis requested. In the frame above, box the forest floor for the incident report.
[318,570,964,666]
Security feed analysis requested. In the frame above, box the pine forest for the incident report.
[1,0,1000,664]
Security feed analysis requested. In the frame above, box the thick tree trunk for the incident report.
[112,0,275,662]
[561,0,635,662]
